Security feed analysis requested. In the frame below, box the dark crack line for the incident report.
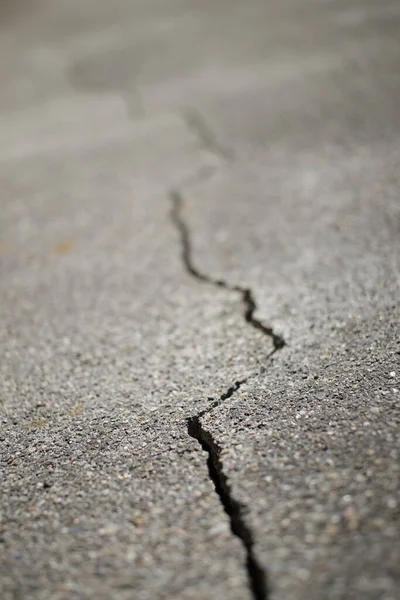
[170,189,285,353]
[188,415,268,600]
[200,378,247,419]
[183,108,234,162]
[170,188,287,599]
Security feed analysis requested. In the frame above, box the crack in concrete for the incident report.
[188,414,268,600]
[170,188,286,599]
[183,108,234,162]
[170,189,285,353]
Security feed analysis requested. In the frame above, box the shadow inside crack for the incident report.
[187,415,268,600]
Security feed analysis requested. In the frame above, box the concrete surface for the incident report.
[0,1,399,599]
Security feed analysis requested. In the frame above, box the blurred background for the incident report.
[2,0,400,153]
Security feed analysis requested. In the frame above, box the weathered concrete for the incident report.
[1,1,399,599]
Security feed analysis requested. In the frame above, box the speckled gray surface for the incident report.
[1,1,399,599]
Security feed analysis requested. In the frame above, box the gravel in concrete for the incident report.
[1,1,399,599]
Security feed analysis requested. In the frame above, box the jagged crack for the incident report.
[188,415,268,600]
[183,108,234,161]
[169,186,285,599]
[170,189,285,352]
[197,378,247,420]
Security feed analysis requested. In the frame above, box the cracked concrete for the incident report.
[170,190,285,598]
[187,414,268,600]
[170,190,285,354]
[1,1,400,599]
[182,109,234,162]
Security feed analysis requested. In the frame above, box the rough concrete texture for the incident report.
[0,1,399,599]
